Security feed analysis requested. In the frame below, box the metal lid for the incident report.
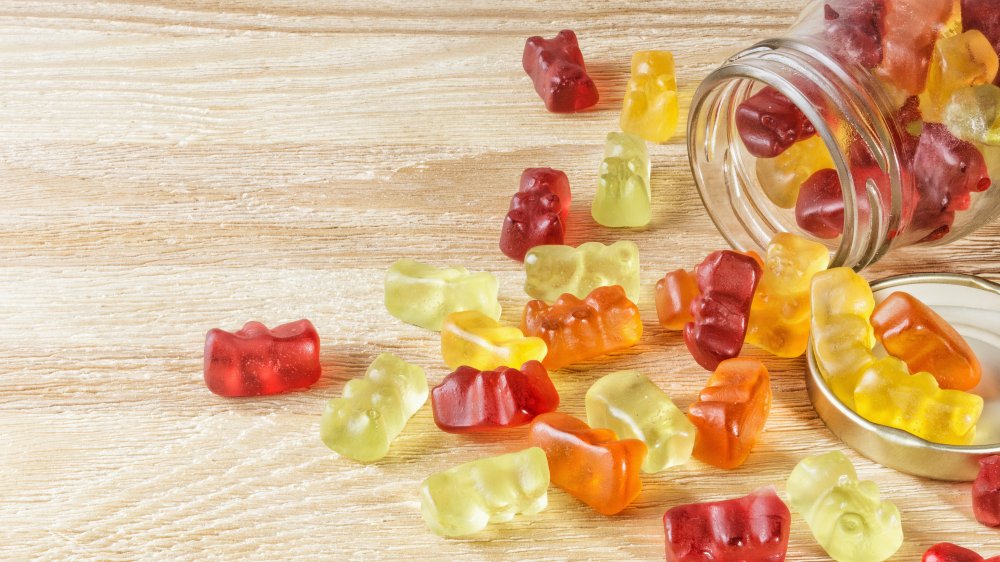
[806,273,1000,481]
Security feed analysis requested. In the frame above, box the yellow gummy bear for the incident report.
[854,357,983,445]
[922,30,999,122]
[945,84,1000,146]
[524,241,641,303]
[592,132,651,228]
[810,268,876,407]
[440,310,547,371]
[747,233,831,358]
[384,259,501,331]
[320,353,428,463]
[420,447,549,537]
[620,50,679,144]
[755,136,835,209]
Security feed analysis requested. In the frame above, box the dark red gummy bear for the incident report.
[823,0,886,68]
[910,123,992,242]
[500,168,571,261]
[796,169,848,239]
[974,455,1000,528]
[431,361,559,433]
[522,30,600,113]
[924,542,1000,562]
[962,0,1000,86]
[684,251,762,371]
[663,487,791,562]
[735,86,816,158]
[204,319,321,397]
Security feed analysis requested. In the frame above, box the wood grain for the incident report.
[1,1,998,560]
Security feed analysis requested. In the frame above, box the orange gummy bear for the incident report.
[528,412,647,515]
[521,285,642,370]
[655,269,699,331]
[687,358,772,469]
[870,292,981,391]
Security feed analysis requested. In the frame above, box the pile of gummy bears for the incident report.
[201,2,1000,560]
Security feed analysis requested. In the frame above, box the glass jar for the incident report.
[688,0,1000,269]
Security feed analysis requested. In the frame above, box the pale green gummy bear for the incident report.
[787,451,903,562]
[592,132,651,228]
[945,84,1000,146]
[420,447,549,537]
[320,353,428,463]
[523,241,640,303]
[384,258,501,331]
[585,370,695,473]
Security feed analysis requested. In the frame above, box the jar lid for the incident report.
[805,273,1000,481]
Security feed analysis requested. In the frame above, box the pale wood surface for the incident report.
[2,1,999,560]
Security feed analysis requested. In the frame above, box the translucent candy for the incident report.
[523,241,640,303]
[655,269,699,330]
[756,136,835,209]
[922,30,999,121]
[621,50,679,143]
[440,311,547,371]
[384,259,500,331]
[875,0,954,95]
[945,84,1000,146]
[593,132,652,227]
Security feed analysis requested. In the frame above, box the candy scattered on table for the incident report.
[320,353,428,463]
[687,358,771,469]
[522,285,643,370]
[522,30,599,113]
[500,167,571,262]
[420,447,550,537]
[684,250,763,370]
[654,268,699,331]
[662,487,791,562]
[592,132,652,227]
[924,542,1000,562]
[973,455,1000,527]
[440,310,547,371]
[585,370,696,473]
[204,319,321,397]
[528,412,646,515]
[787,451,903,562]
[431,361,559,433]
[620,50,678,144]
[384,259,501,331]
[524,240,641,304]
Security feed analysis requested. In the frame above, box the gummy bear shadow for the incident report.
[582,59,627,113]
[309,347,370,394]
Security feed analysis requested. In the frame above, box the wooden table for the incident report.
[3,1,999,559]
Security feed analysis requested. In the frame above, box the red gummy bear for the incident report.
[735,86,816,158]
[910,123,992,242]
[204,319,321,397]
[430,361,559,433]
[924,542,1000,562]
[663,487,791,562]
[963,0,1000,86]
[823,0,886,68]
[795,169,846,239]
[974,455,1000,528]
[684,251,763,371]
[522,30,600,113]
[500,168,571,261]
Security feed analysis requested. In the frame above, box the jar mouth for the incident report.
[687,38,907,270]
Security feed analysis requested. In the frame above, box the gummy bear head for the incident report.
[808,479,903,562]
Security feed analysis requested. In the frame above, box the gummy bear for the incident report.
[875,0,954,95]
[431,361,559,433]
[922,30,999,121]
[924,543,1000,562]
[521,285,643,370]
[870,291,982,390]
[524,241,641,303]
[853,356,982,445]
[662,487,791,562]
[746,233,831,358]
[440,310,547,371]
[795,168,847,239]
[655,269,699,331]
[974,455,1000,527]
[592,132,652,227]
[786,451,903,562]
[204,319,321,397]
[756,135,835,209]
[420,447,549,537]
[320,353,428,462]
[735,85,817,158]
[962,0,1000,86]
[684,250,763,370]
[945,84,1000,146]
[522,30,599,113]
[528,412,647,515]
[620,50,679,143]
[585,370,696,473]
[823,0,886,68]
[500,168,572,262]
[687,358,772,469]
[384,259,501,331]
